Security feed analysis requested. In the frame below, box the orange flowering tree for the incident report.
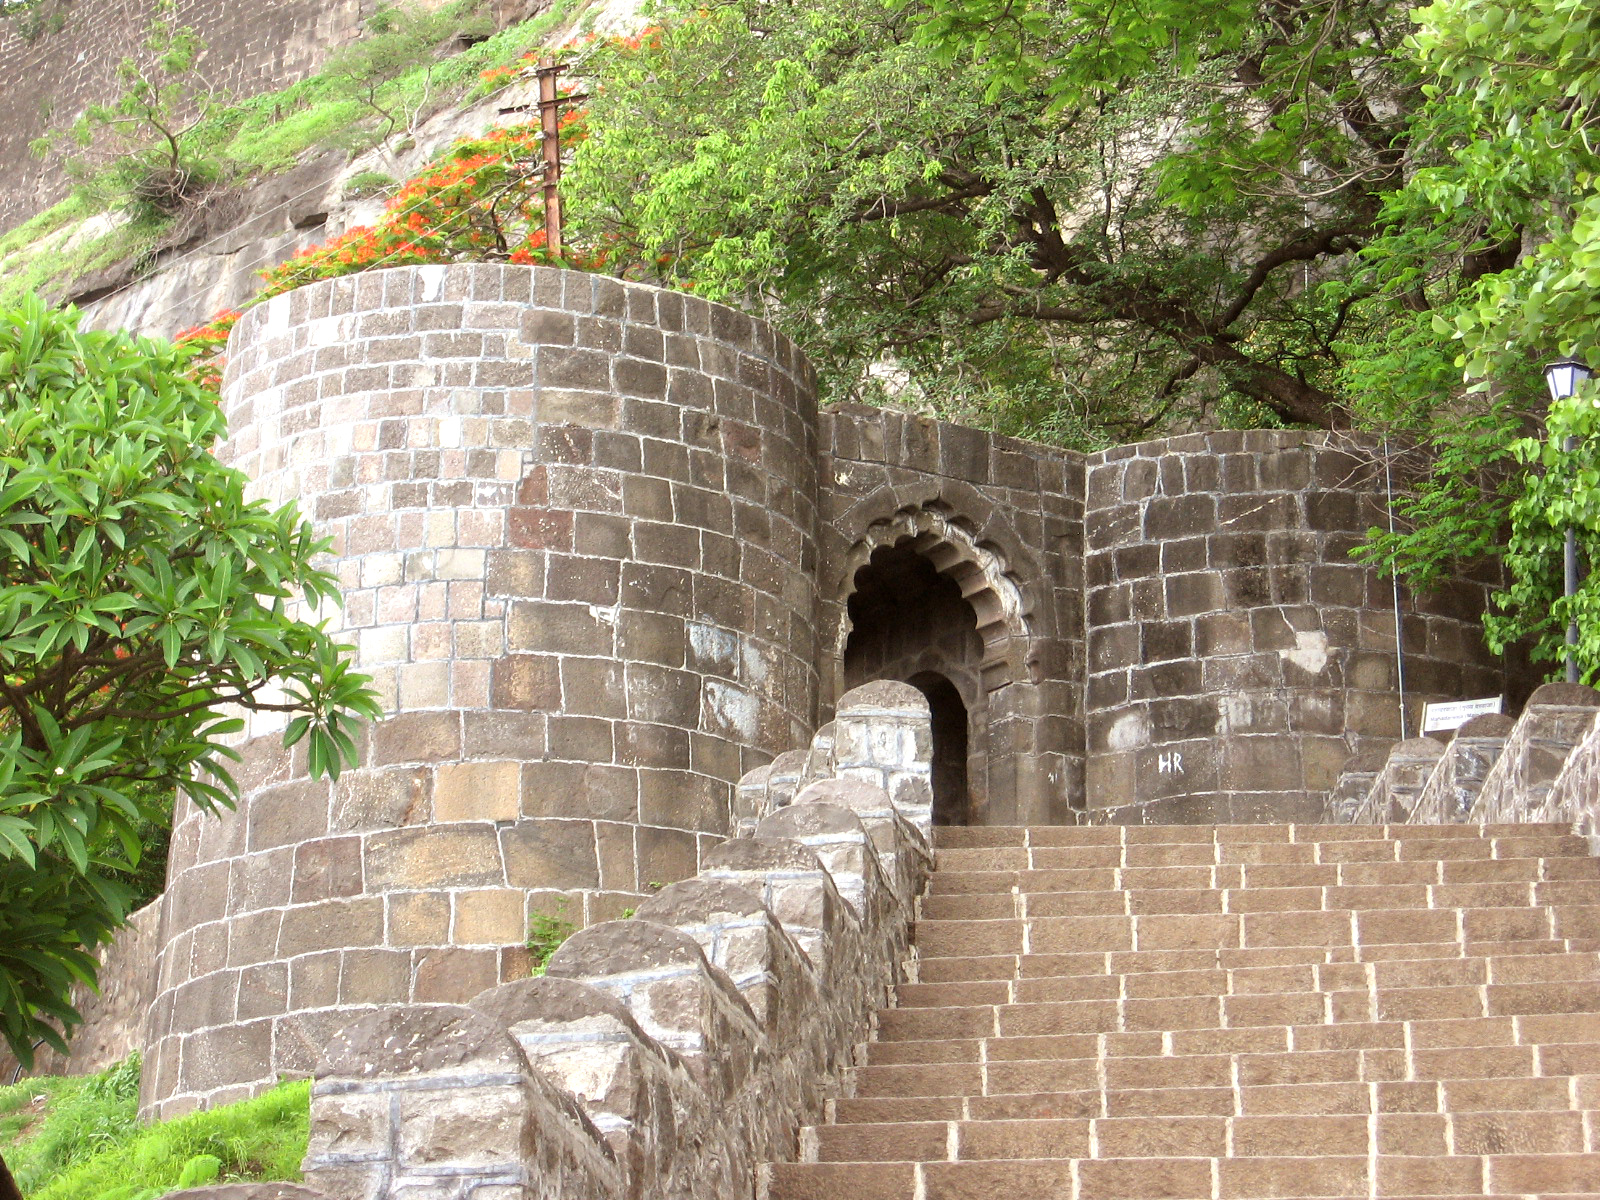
[178,60,617,383]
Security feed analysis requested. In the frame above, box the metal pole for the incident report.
[1567,436,1582,682]
[537,57,564,257]
[1383,438,1408,738]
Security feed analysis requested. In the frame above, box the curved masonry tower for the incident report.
[146,266,820,1114]
[144,266,1530,1113]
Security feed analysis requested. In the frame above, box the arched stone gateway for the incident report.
[831,502,1035,693]
[826,501,1065,826]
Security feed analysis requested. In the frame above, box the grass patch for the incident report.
[0,212,169,308]
[0,1056,310,1199]
[0,197,87,259]
[196,0,589,176]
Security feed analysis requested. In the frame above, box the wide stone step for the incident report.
[915,938,1600,986]
[912,906,1600,959]
[928,855,1600,896]
[933,833,1592,874]
[870,977,1600,1044]
[833,1071,1600,1122]
[865,1032,1600,1081]
[861,1040,1597,1092]
[852,1032,1600,1098]
[894,949,1600,1009]
[806,1108,1600,1162]
[930,823,1579,851]
[764,1151,1600,1199]
[920,879,1600,921]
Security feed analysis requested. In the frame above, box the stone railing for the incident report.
[287,680,933,1200]
[1326,682,1600,851]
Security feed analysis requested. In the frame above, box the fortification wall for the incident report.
[0,0,377,233]
[137,264,1534,1115]
[1081,430,1523,823]
[145,264,819,1116]
[818,404,1084,827]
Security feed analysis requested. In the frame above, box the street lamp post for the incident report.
[1544,357,1596,683]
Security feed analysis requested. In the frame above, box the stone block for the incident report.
[291,837,365,904]
[433,760,521,823]
[331,767,431,832]
[500,820,600,889]
[365,825,505,889]
[369,712,462,765]
[387,891,452,947]
[413,947,503,1002]
[279,899,386,959]
[453,889,528,945]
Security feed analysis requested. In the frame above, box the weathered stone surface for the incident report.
[162,1187,327,1200]
[1470,686,1600,825]
[1409,717,1514,825]
[1352,737,1446,823]
[318,1004,517,1078]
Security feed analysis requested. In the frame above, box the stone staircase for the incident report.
[763,822,1600,1199]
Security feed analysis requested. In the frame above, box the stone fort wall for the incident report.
[1079,432,1524,824]
[146,265,818,1115]
[0,0,378,233]
[142,264,1528,1114]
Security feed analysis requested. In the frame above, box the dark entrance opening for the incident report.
[908,672,971,826]
[842,542,980,824]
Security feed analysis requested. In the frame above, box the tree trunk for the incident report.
[0,1150,23,1200]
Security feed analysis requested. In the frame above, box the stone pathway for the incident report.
[764,822,1600,1199]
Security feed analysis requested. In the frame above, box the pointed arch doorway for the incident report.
[829,502,1053,825]
[837,536,996,824]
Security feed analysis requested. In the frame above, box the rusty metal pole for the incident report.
[536,57,565,258]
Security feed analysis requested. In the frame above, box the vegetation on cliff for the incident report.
[0,0,586,309]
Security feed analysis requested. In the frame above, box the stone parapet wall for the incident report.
[296,681,933,1200]
[1404,714,1513,825]
[1539,711,1600,852]
[1467,684,1600,827]
[146,265,820,1116]
[1349,737,1446,824]
[1082,430,1519,823]
[1326,683,1600,843]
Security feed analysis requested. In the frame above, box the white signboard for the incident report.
[1421,696,1502,734]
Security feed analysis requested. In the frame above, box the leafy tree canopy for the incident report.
[568,0,1429,441]
[1345,0,1600,676]
[565,0,1600,674]
[0,300,378,1064]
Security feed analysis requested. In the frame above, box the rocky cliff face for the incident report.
[75,78,543,340]
[25,0,650,341]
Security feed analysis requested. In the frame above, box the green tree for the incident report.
[316,0,495,165]
[1346,0,1600,676]
[568,0,1427,442]
[30,0,226,215]
[570,0,1600,676]
[0,299,379,1067]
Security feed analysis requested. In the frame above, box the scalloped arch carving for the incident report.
[833,503,1034,692]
